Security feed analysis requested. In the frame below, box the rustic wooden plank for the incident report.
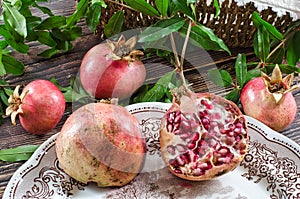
[0,1,299,198]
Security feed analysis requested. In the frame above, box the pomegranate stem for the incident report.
[170,20,193,90]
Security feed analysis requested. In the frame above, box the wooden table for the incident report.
[0,1,299,198]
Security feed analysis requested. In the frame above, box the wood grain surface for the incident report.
[0,1,299,198]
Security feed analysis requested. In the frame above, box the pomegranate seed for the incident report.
[200,99,208,106]
[176,156,185,166]
[181,120,191,130]
[169,159,178,167]
[227,130,235,137]
[174,114,181,124]
[190,132,200,141]
[236,122,243,128]
[189,151,199,162]
[228,123,235,130]
[180,153,190,164]
[187,141,196,149]
[173,169,183,174]
[220,128,227,134]
[218,146,230,156]
[234,128,241,136]
[167,112,175,122]
[167,124,173,133]
[179,132,191,140]
[173,129,182,135]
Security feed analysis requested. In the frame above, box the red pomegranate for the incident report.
[56,101,146,187]
[159,88,249,180]
[80,35,146,100]
[241,65,298,131]
[6,80,65,134]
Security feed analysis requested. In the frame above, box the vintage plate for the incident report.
[4,102,300,199]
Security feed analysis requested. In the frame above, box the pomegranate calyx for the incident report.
[6,85,28,125]
[261,64,299,103]
[98,98,119,105]
[107,35,143,62]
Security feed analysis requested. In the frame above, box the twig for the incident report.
[107,0,162,20]
[266,39,286,61]
[169,33,181,71]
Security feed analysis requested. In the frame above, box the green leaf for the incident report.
[265,63,300,74]
[0,41,8,49]
[66,0,89,28]
[245,68,262,83]
[2,1,27,37]
[0,145,39,162]
[225,89,240,104]
[0,52,7,75]
[104,11,124,38]
[35,16,66,30]
[208,69,233,87]
[142,70,175,102]
[252,11,283,41]
[0,25,29,53]
[25,16,42,41]
[172,0,195,20]
[32,2,54,16]
[38,48,60,58]
[49,77,71,92]
[139,17,185,43]
[235,53,247,87]
[155,0,169,16]
[86,2,102,32]
[213,0,220,18]
[2,54,24,75]
[51,27,82,41]
[253,26,270,62]
[36,31,57,47]
[0,89,9,106]
[286,31,300,66]
[267,47,284,64]
[124,0,159,17]
[182,23,231,54]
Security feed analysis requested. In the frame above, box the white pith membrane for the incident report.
[161,92,248,179]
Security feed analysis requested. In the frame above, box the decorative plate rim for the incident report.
[3,102,300,198]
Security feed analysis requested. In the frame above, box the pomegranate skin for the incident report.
[240,77,297,131]
[80,42,146,100]
[20,80,65,134]
[56,103,146,187]
[159,92,249,181]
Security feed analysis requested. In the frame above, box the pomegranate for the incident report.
[159,88,249,181]
[6,79,66,134]
[80,35,146,100]
[55,101,146,187]
[240,65,298,131]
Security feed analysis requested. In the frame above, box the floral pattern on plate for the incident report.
[4,102,300,199]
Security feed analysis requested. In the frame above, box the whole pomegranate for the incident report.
[159,88,249,181]
[241,65,298,131]
[80,35,146,100]
[56,101,146,187]
[6,79,65,134]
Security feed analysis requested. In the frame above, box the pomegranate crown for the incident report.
[107,35,144,62]
[261,64,299,103]
[6,85,28,125]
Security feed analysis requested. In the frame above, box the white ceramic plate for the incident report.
[4,102,300,199]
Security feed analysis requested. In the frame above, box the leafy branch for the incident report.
[208,11,300,106]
